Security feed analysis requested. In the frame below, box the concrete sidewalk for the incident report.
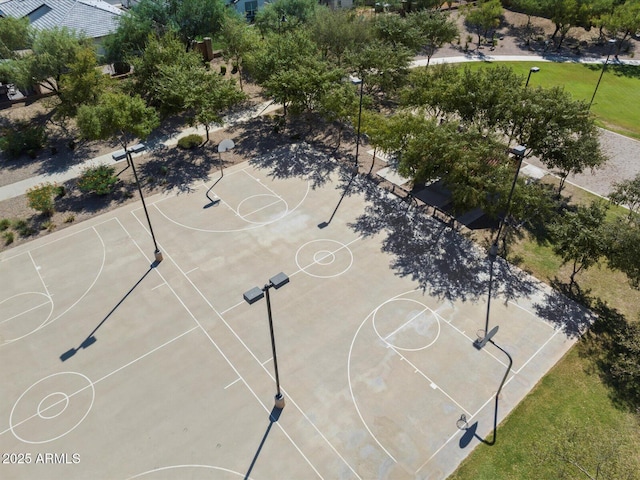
[0,100,281,202]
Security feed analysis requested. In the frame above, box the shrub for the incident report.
[13,219,35,237]
[64,214,75,223]
[177,134,203,150]
[0,121,47,158]
[0,218,9,231]
[2,231,14,245]
[78,164,118,195]
[26,182,57,216]
[42,220,56,232]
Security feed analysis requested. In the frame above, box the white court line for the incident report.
[261,357,272,366]
[0,300,50,326]
[1,326,199,436]
[149,241,354,479]
[415,366,522,475]
[224,378,242,390]
[0,217,118,262]
[384,306,429,341]
[184,267,199,275]
[516,329,560,375]
[151,283,167,291]
[29,252,51,298]
[389,345,471,417]
[41,225,107,330]
[295,236,363,274]
[240,198,284,218]
[507,299,556,330]
[434,311,509,369]
[128,215,327,479]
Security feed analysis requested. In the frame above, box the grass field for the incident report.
[452,178,640,478]
[463,62,640,139]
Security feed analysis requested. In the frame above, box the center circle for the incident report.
[37,392,69,419]
[372,298,441,351]
[314,250,335,265]
[10,371,95,444]
[295,239,354,278]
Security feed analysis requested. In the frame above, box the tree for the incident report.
[607,218,640,288]
[310,8,372,66]
[76,92,160,151]
[344,39,412,99]
[511,0,546,46]
[254,0,320,35]
[130,32,203,115]
[374,13,421,52]
[186,72,246,142]
[408,11,458,67]
[600,0,640,54]
[221,16,260,91]
[464,0,503,49]
[317,80,360,149]
[516,86,606,195]
[56,46,108,121]
[0,17,33,59]
[168,0,227,48]
[539,0,591,50]
[549,200,609,291]
[4,27,87,94]
[609,173,640,219]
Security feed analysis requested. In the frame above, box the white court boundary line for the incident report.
[127,215,328,479]
[135,210,365,479]
[150,165,310,233]
[1,224,109,345]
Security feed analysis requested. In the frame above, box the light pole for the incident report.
[525,66,539,88]
[480,145,526,336]
[350,75,364,173]
[589,38,617,109]
[243,272,290,409]
[127,149,162,264]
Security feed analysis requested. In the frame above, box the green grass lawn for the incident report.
[463,62,640,139]
[453,178,640,478]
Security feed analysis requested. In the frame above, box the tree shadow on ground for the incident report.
[139,144,214,194]
[347,176,538,303]
[55,178,136,214]
[579,299,640,413]
[249,141,345,190]
[532,278,597,338]
[581,63,640,80]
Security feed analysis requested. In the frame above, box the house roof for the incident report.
[0,0,122,39]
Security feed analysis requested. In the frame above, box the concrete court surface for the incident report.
[0,146,593,479]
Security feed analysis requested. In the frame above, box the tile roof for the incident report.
[0,0,122,39]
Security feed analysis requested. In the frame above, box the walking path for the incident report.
[0,55,638,202]
[0,101,281,202]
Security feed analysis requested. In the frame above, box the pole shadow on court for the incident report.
[59,265,156,362]
[244,406,283,480]
[318,171,358,229]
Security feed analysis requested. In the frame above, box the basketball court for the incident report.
[0,145,592,479]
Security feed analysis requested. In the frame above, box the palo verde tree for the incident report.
[3,27,88,95]
[76,91,160,152]
[609,173,640,219]
[0,17,33,60]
